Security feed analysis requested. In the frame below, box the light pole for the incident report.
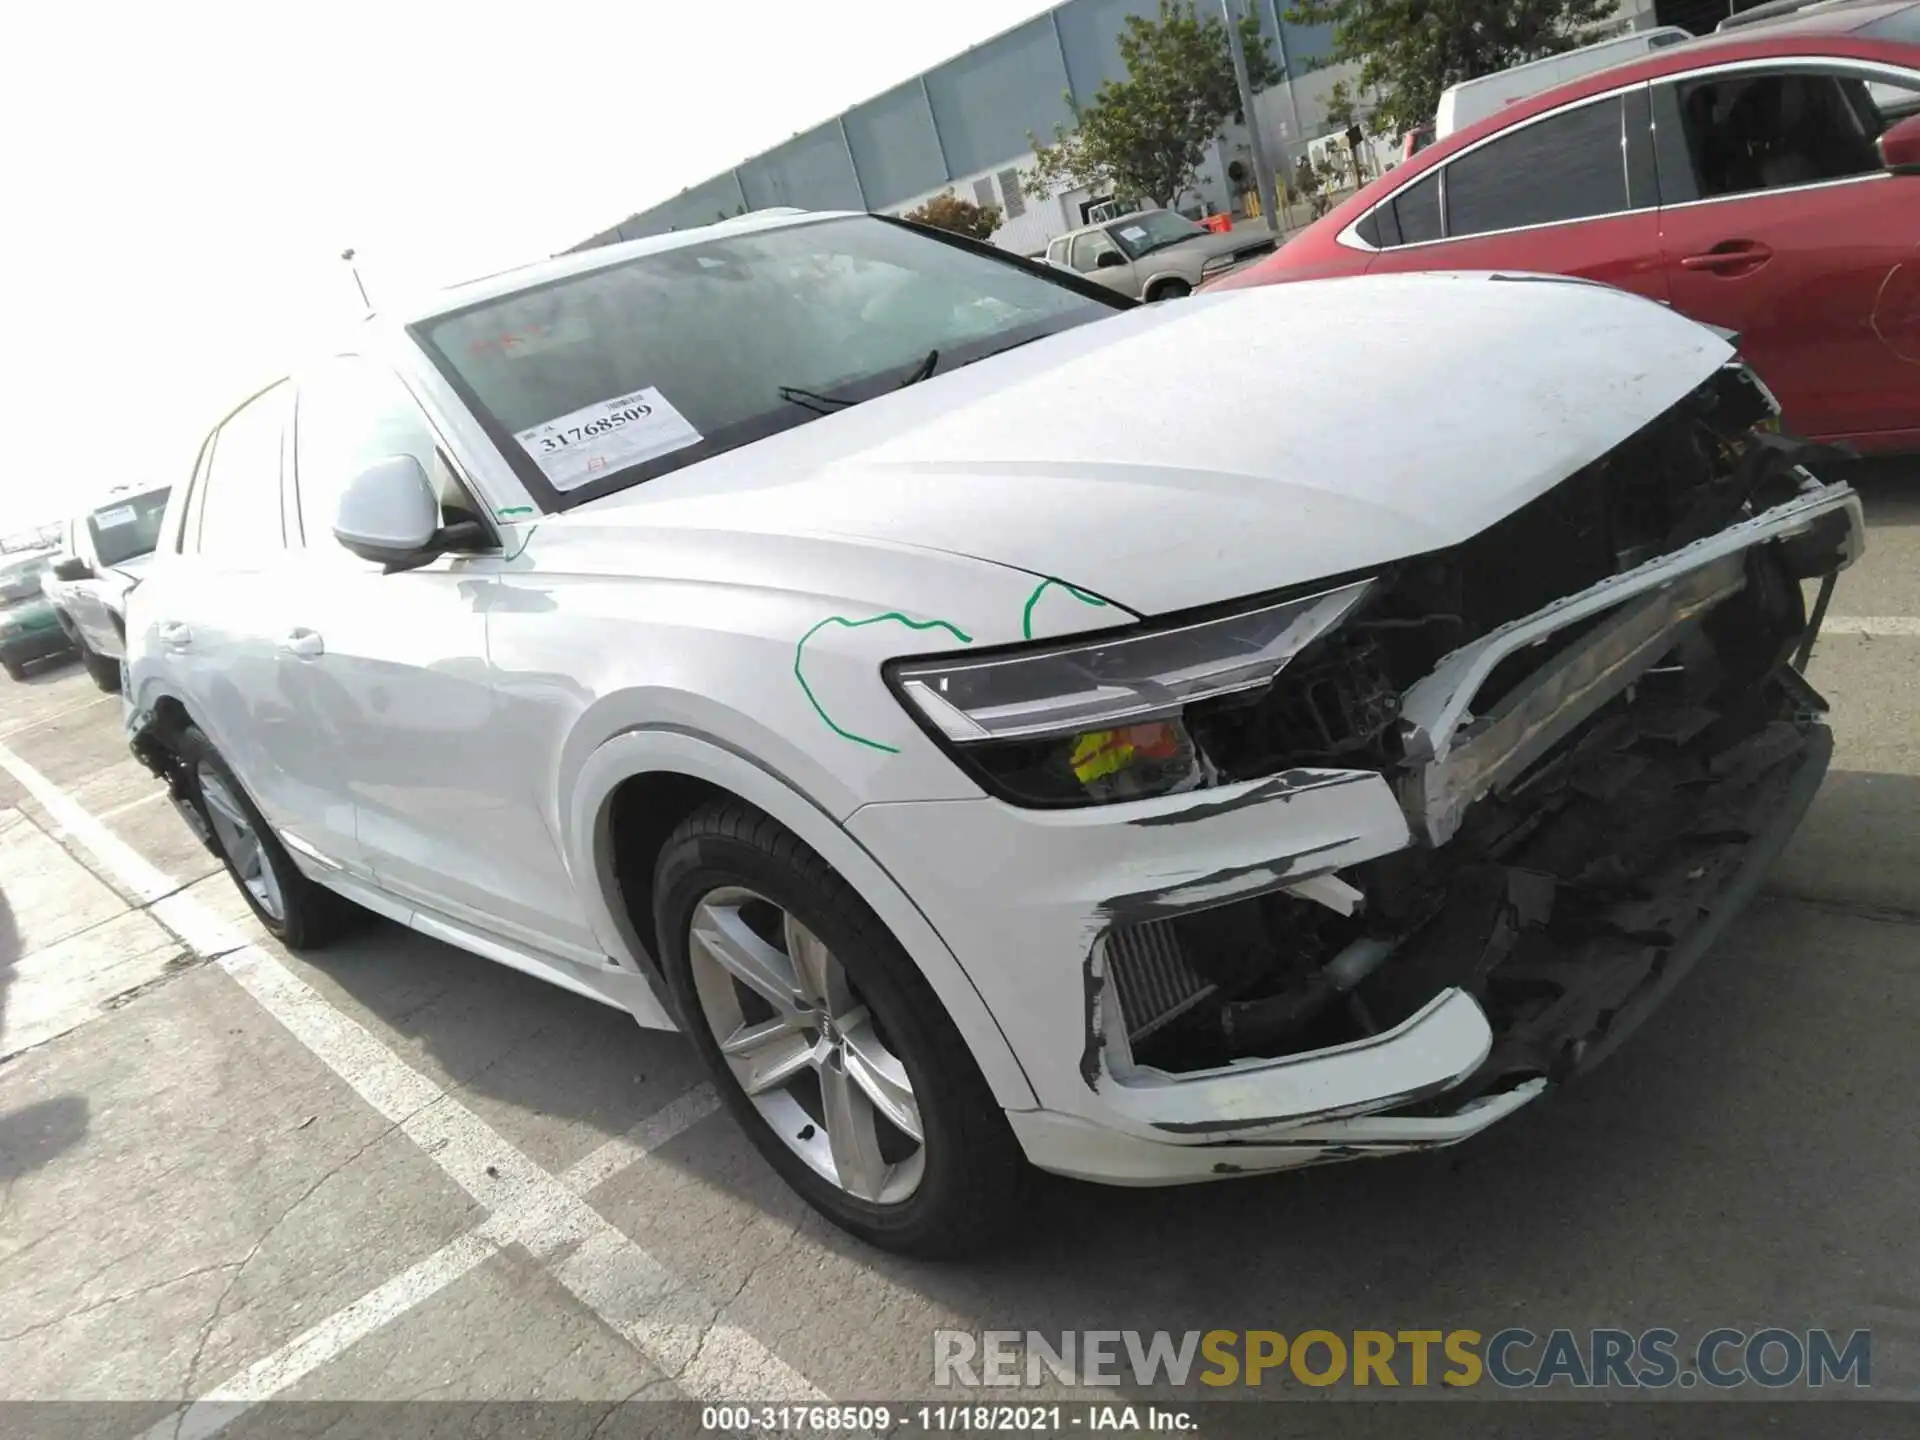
[1222,0,1281,233]
[340,248,371,310]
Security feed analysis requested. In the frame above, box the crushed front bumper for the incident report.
[848,480,1861,1184]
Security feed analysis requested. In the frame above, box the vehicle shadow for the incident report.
[0,880,91,1183]
[13,653,80,686]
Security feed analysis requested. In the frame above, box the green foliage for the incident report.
[903,190,1003,241]
[1284,0,1620,137]
[1027,0,1283,208]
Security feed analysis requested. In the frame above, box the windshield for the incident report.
[0,555,52,608]
[417,215,1122,510]
[1107,210,1205,260]
[88,488,170,566]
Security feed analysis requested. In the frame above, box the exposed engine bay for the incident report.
[1100,362,1860,1097]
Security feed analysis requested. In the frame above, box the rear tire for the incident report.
[174,724,354,950]
[79,642,120,693]
[652,800,1025,1258]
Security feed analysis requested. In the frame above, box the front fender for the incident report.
[565,726,1039,1109]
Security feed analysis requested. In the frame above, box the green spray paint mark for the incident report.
[496,504,536,519]
[795,612,973,753]
[1021,578,1109,640]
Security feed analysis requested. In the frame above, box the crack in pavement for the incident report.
[173,1110,419,1410]
[0,1258,244,1346]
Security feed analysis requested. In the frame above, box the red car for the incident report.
[1217,1,1920,453]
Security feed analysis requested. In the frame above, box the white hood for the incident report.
[575,273,1733,616]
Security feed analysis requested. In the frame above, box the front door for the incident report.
[286,356,600,956]
[1654,64,1920,444]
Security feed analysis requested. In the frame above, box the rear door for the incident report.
[1362,88,1670,304]
[1652,61,1920,444]
[155,384,333,849]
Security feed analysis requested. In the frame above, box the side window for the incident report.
[1665,68,1917,201]
[1443,96,1629,238]
[194,385,289,560]
[1069,230,1120,273]
[1392,173,1443,244]
[292,356,479,552]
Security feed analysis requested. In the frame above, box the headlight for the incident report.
[887,579,1374,806]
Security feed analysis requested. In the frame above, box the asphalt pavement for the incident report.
[1,462,1917,1431]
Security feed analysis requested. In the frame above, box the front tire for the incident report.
[1147,278,1192,301]
[652,801,1024,1258]
[2,656,22,682]
[174,725,352,950]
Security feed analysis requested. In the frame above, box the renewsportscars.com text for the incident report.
[933,1327,1872,1390]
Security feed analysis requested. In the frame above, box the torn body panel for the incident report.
[854,366,1863,1182]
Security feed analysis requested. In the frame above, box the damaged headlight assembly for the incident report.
[887,579,1374,806]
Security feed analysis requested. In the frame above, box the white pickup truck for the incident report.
[42,485,171,691]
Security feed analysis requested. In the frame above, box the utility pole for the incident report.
[340,248,372,311]
[1222,0,1280,234]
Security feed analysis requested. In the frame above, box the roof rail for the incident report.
[1715,0,1859,32]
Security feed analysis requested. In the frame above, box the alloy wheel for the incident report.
[197,764,285,923]
[686,885,924,1203]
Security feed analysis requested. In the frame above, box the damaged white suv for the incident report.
[125,211,1862,1256]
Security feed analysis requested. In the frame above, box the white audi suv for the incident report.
[125,210,1863,1255]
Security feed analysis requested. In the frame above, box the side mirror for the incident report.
[333,455,440,567]
[1879,114,1920,175]
[52,556,91,582]
[1095,251,1126,270]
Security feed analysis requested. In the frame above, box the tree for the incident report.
[1285,0,1619,138]
[1026,0,1282,210]
[902,190,1003,241]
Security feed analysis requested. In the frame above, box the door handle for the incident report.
[1678,241,1773,274]
[281,628,325,659]
[157,622,193,649]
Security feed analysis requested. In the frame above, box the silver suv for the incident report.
[1043,208,1276,299]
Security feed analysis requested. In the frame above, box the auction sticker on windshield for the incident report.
[94,505,137,528]
[512,387,702,490]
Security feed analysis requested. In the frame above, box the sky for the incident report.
[0,0,1057,530]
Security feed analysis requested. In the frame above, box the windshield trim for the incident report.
[410,214,1131,516]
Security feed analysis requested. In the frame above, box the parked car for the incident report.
[0,551,76,681]
[1433,25,1693,138]
[126,209,1861,1256]
[43,485,172,691]
[1043,209,1277,299]
[1214,0,1920,452]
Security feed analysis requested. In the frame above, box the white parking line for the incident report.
[1823,615,1920,637]
[0,739,824,1421]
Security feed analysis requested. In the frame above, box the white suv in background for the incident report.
[126,210,1860,1255]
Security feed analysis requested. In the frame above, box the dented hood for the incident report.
[575,272,1734,617]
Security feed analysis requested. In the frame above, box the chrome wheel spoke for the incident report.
[199,781,247,832]
[720,1016,818,1097]
[838,1009,921,1142]
[684,884,923,1205]
[784,914,848,1014]
[820,1049,891,1202]
[691,901,804,1015]
[199,766,283,922]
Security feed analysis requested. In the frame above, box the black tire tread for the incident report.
[655,799,1025,1258]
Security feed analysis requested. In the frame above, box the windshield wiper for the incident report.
[1132,234,1199,258]
[899,348,940,387]
[777,384,856,416]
